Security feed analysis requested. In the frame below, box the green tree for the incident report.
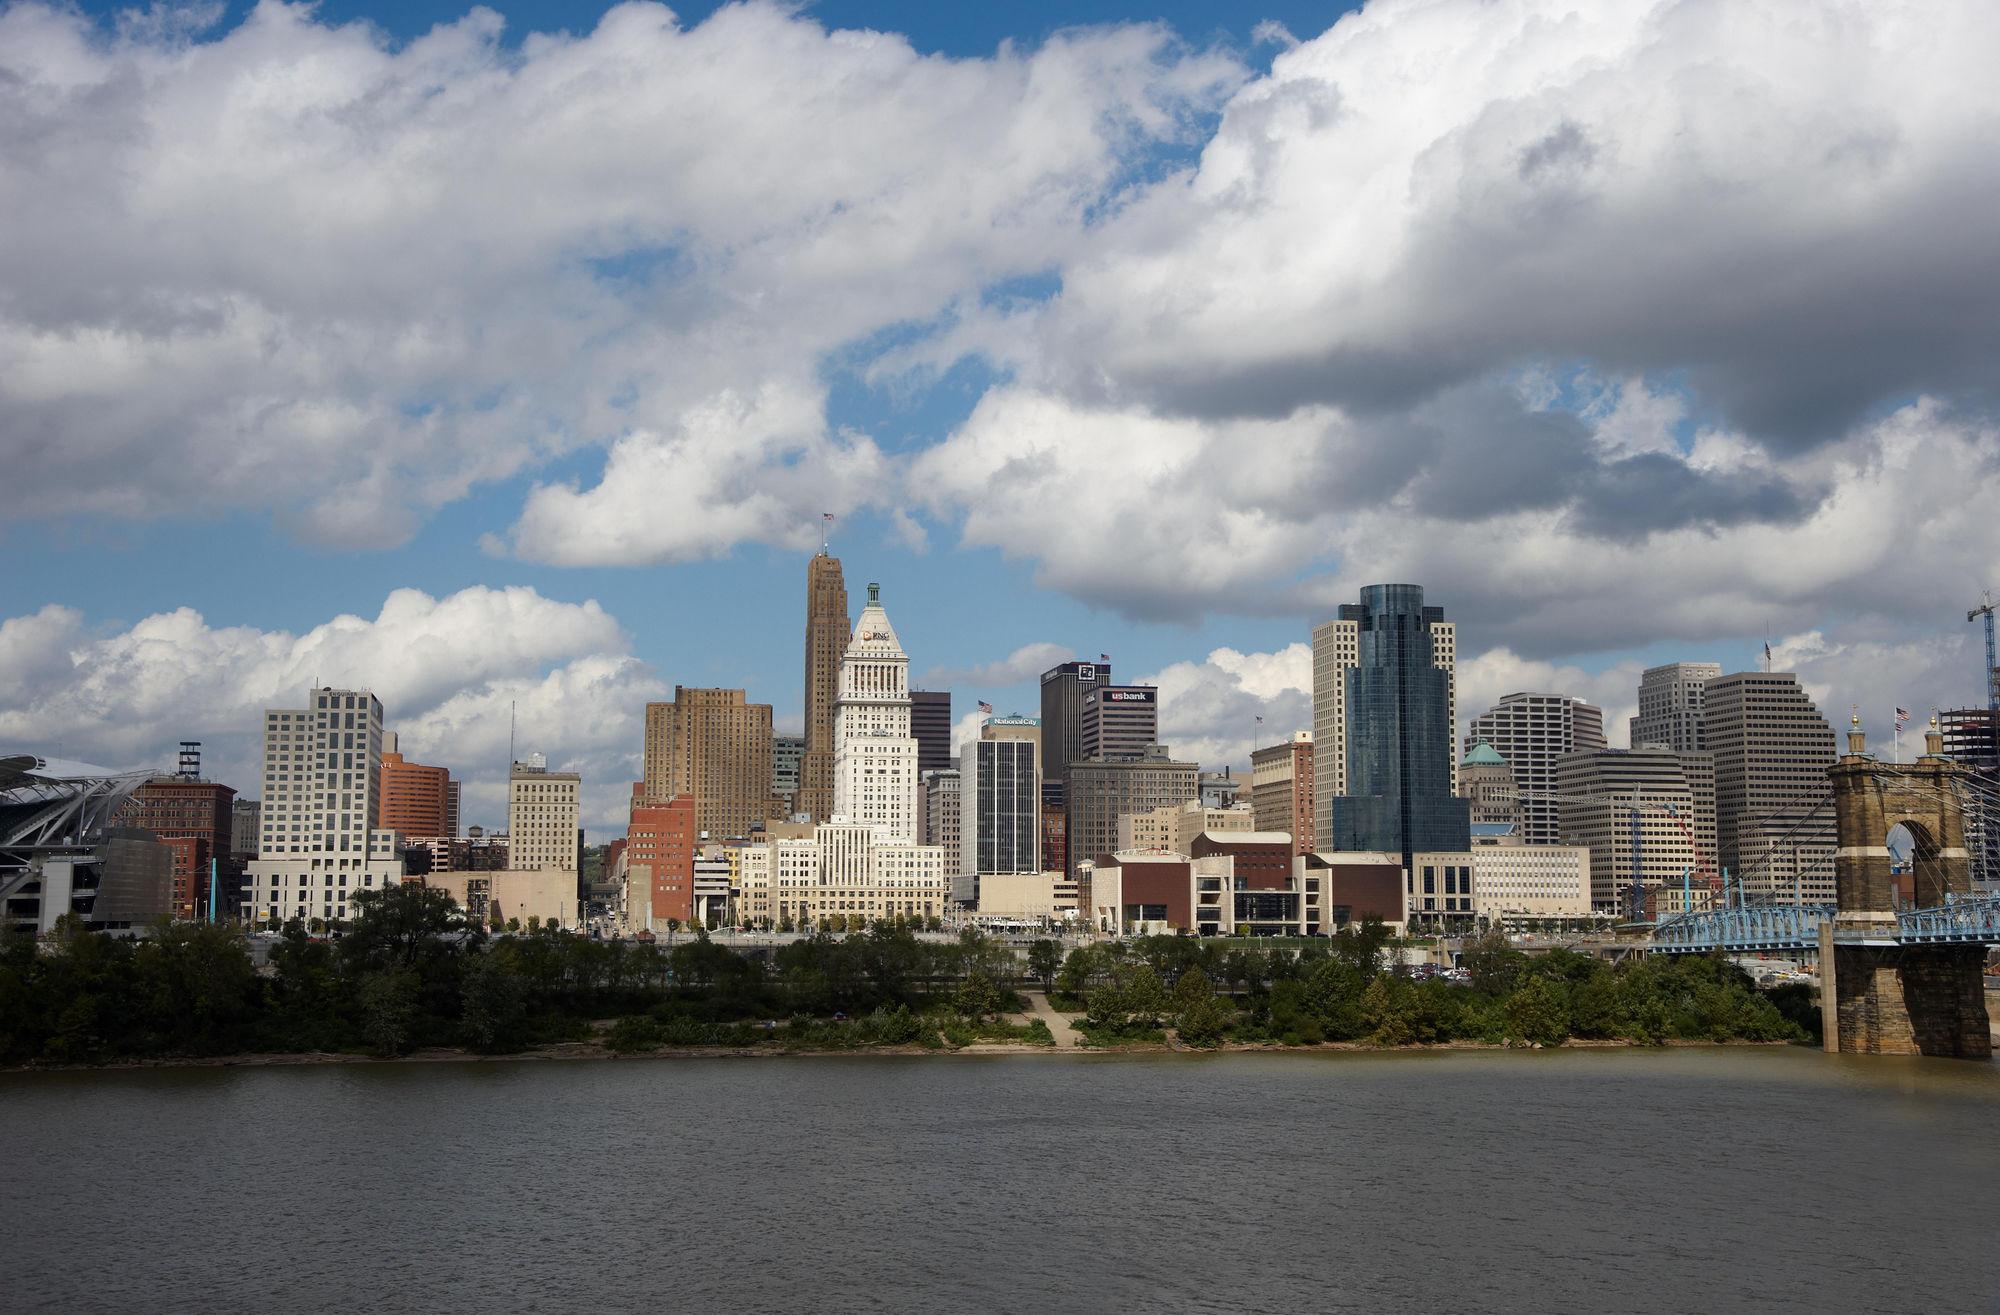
[1176,994,1230,1048]
[953,970,1004,1021]
[1460,930,1525,995]
[459,951,528,1051]
[358,968,420,1056]
[1026,939,1062,991]
[1505,975,1570,1046]
[1301,957,1369,1040]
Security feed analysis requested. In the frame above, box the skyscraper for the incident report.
[1630,662,1722,751]
[1316,584,1466,866]
[1038,658,1108,806]
[508,759,582,874]
[1066,749,1198,878]
[244,687,402,924]
[1940,707,1999,890]
[1464,692,1607,846]
[1250,731,1314,855]
[1554,746,1717,913]
[378,747,453,838]
[800,552,851,821]
[1079,685,1158,761]
[956,722,1040,907]
[910,689,953,775]
[771,734,805,818]
[1701,672,1837,905]
[642,688,778,841]
[833,582,919,843]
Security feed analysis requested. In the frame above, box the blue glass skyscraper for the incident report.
[1327,584,1471,868]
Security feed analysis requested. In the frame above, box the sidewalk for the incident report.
[1024,990,1082,1049]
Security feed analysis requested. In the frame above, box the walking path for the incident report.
[1024,990,1082,1049]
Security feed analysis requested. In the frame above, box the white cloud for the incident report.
[1138,643,1311,769]
[1455,649,1646,751]
[0,1,1242,555]
[924,641,1075,688]
[0,585,656,832]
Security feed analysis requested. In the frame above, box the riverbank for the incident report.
[6,1033,1808,1074]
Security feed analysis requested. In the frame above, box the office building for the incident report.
[1464,692,1607,845]
[427,869,577,931]
[1117,801,1254,854]
[1038,658,1109,806]
[643,687,778,841]
[772,734,805,818]
[833,583,921,843]
[922,768,962,858]
[1199,769,1242,809]
[230,798,260,859]
[1554,746,1718,914]
[1471,846,1594,924]
[508,759,581,875]
[1041,799,1067,874]
[1079,684,1158,762]
[1250,731,1314,854]
[624,794,696,932]
[1459,741,1521,837]
[1630,661,1722,751]
[1940,708,1999,889]
[378,746,452,838]
[244,687,404,924]
[124,774,238,920]
[1702,672,1837,905]
[1315,584,1466,864]
[800,552,851,820]
[1066,749,1198,882]
[910,690,953,775]
[956,731,1039,907]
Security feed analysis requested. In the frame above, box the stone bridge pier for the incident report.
[1824,719,1992,1058]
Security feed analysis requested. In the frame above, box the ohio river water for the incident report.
[3,1049,1996,1314]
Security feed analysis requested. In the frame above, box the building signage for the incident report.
[986,716,1040,727]
[1104,688,1155,704]
[1078,664,1096,682]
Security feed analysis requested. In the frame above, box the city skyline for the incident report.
[3,0,1998,837]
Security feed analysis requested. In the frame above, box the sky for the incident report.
[2,0,1997,838]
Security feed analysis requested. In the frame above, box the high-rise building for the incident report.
[1315,584,1465,865]
[125,775,238,919]
[1630,662,1722,751]
[1066,749,1198,879]
[230,798,260,859]
[1079,685,1158,761]
[772,734,805,818]
[1038,658,1109,806]
[1940,707,1999,890]
[1459,742,1521,835]
[956,727,1040,907]
[509,760,581,874]
[1041,798,1067,873]
[1464,692,1607,846]
[643,688,778,841]
[923,769,962,861]
[1250,732,1314,855]
[910,690,953,776]
[833,583,920,843]
[378,748,453,838]
[1702,672,1837,905]
[800,552,851,821]
[445,780,462,838]
[244,687,403,924]
[1555,746,1717,913]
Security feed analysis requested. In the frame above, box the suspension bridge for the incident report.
[1646,717,1996,1057]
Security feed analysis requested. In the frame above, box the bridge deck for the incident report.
[1651,898,2000,954]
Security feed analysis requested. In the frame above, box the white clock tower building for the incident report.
[833,582,920,844]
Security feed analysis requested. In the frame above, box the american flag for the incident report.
[1895,707,1911,726]
[978,700,994,714]
[1099,653,1110,663]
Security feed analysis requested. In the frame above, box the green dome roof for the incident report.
[1461,741,1507,767]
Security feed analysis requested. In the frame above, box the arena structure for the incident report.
[1,754,171,935]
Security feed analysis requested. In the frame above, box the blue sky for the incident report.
[3,0,1994,832]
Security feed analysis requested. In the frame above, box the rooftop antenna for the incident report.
[821,511,834,555]
[508,700,517,773]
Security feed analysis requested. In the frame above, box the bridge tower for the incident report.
[1825,717,1990,1056]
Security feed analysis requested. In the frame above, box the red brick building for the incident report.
[125,777,237,919]
[628,794,698,926]
[380,751,453,838]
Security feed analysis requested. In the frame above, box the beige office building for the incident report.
[1117,801,1254,854]
[1702,671,1838,905]
[507,759,580,874]
[1630,661,1723,752]
[1471,846,1593,923]
[643,687,778,841]
[799,552,851,821]
[1067,751,1199,877]
[1554,747,1717,914]
[1465,692,1607,846]
[1250,731,1314,854]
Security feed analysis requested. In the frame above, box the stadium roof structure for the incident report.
[1,754,156,849]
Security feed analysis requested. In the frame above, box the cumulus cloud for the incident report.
[0,585,658,831]
[1035,0,2000,443]
[0,0,1241,554]
[923,641,1075,688]
[1138,643,1312,769]
[1455,649,1646,751]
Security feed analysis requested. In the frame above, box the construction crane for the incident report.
[1970,590,1998,714]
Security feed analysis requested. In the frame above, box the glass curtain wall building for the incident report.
[1328,585,1471,868]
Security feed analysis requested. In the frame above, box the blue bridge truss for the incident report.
[1652,897,2000,954]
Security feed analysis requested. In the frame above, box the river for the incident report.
[2,1048,1995,1314]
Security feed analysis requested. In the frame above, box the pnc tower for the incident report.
[799,552,851,821]
[833,583,919,844]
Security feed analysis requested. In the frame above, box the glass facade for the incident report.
[1329,584,1471,865]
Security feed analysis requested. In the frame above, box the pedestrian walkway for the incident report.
[1024,990,1082,1049]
